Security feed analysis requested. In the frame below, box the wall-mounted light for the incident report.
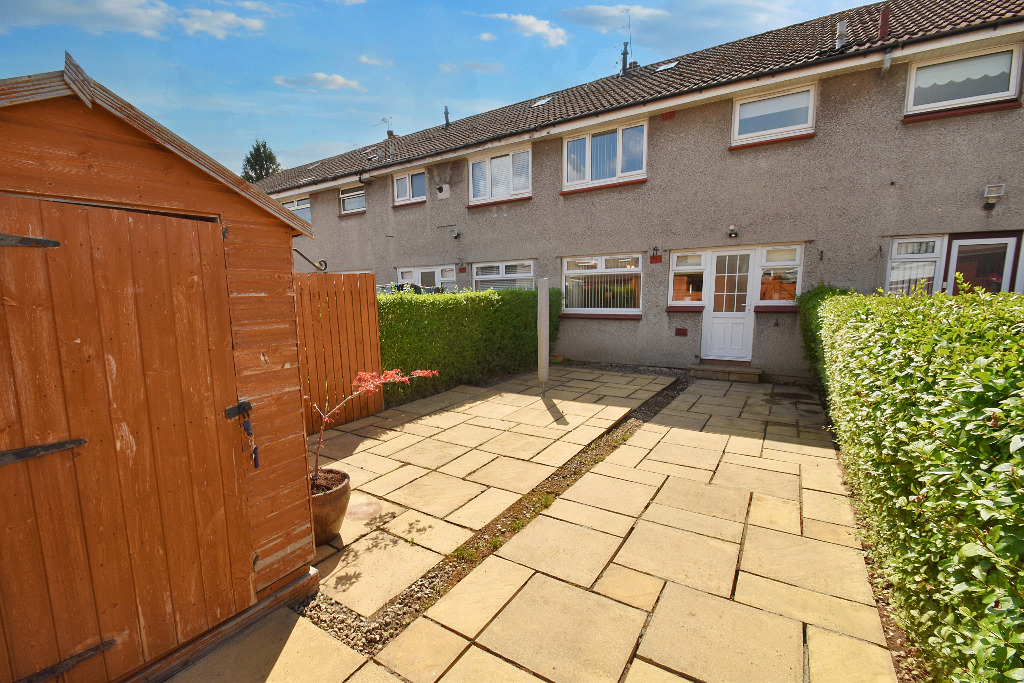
[727,225,739,238]
[983,184,1005,210]
[449,228,460,239]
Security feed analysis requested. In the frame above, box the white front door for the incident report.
[944,237,1017,294]
[703,251,756,360]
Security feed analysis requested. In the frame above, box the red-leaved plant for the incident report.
[309,369,439,487]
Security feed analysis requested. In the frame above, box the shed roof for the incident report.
[255,0,1024,196]
[0,53,313,238]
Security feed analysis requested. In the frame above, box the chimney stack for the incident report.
[444,105,450,130]
[835,19,848,50]
[620,41,629,76]
[387,129,395,139]
[878,3,890,39]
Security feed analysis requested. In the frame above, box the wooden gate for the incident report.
[0,195,253,682]
[294,272,383,433]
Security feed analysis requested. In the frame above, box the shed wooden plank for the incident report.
[234,367,302,401]
[166,218,235,626]
[128,212,209,644]
[198,223,255,612]
[347,274,370,419]
[310,273,331,424]
[322,274,344,422]
[292,275,313,431]
[88,206,178,661]
[332,274,356,424]
[227,296,297,325]
[0,609,12,683]
[233,344,301,378]
[356,273,376,418]
[230,321,297,350]
[297,275,321,431]
[38,199,145,678]
[226,271,293,298]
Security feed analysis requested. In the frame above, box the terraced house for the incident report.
[256,0,1024,381]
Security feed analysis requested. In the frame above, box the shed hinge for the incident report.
[225,400,252,419]
[15,639,115,683]
[222,225,229,240]
[0,439,86,468]
[0,233,60,248]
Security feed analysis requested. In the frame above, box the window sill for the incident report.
[338,209,366,218]
[753,304,799,313]
[560,313,642,320]
[666,305,704,312]
[560,177,647,196]
[393,199,427,209]
[728,132,815,151]
[902,99,1021,124]
[467,195,532,209]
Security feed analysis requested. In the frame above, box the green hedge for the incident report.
[796,283,851,387]
[810,286,1024,681]
[377,288,562,405]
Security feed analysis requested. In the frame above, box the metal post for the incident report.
[537,278,549,397]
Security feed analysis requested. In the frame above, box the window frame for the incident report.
[562,121,648,191]
[473,260,536,291]
[338,187,366,215]
[731,84,817,146]
[468,147,532,204]
[396,264,457,292]
[886,235,947,295]
[281,196,311,222]
[393,169,427,206]
[562,253,643,315]
[755,244,803,306]
[667,251,708,306]
[905,44,1022,115]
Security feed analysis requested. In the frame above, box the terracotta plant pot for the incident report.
[311,471,351,546]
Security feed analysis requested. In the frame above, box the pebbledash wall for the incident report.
[289,44,1024,380]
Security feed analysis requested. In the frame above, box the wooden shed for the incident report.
[0,55,317,682]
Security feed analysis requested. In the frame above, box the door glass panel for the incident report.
[953,242,1009,293]
[714,254,750,312]
[419,271,436,288]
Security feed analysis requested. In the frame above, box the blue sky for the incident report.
[1,0,845,174]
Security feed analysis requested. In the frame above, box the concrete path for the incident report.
[311,369,672,616]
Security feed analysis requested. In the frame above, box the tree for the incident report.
[241,139,282,183]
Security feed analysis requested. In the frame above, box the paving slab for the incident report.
[735,572,886,645]
[804,518,861,548]
[360,465,430,496]
[803,489,857,527]
[625,430,663,449]
[394,422,446,438]
[437,449,497,478]
[807,627,898,683]
[385,510,474,554]
[561,472,658,517]
[603,444,650,468]
[748,493,801,535]
[592,461,666,487]
[390,439,471,469]
[512,423,568,439]
[593,563,665,610]
[323,461,379,489]
[658,428,728,450]
[348,662,405,682]
[653,477,749,523]
[434,423,506,448]
[445,487,520,529]
[722,452,799,474]
[801,461,848,495]
[339,490,406,545]
[561,425,607,445]
[479,432,554,459]
[386,472,487,518]
[542,498,635,537]
[646,442,722,470]
[531,441,582,467]
[622,660,687,682]
[366,433,428,457]
[740,526,874,605]
[461,401,522,419]
[641,502,744,543]
[343,452,404,475]
[376,617,469,683]
[763,438,837,458]
[635,459,711,483]
[478,573,646,683]
[712,462,800,500]
[496,516,622,586]
[318,530,441,617]
[440,646,543,682]
[724,434,764,456]
[426,555,534,638]
[467,457,555,494]
[416,411,473,430]
[169,607,365,683]
[315,432,381,459]
[638,582,803,683]
[614,520,738,596]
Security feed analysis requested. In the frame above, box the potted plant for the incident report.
[308,368,438,545]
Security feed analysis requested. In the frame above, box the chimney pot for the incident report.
[444,105,450,129]
[387,130,395,139]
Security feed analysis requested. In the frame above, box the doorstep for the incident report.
[689,363,763,383]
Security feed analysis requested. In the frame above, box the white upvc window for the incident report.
[668,252,707,304]
[282,196,311,222]
[396,265,456,292]
[886,236,945,294]
[563,122,647,190]
[394,170,427,205]
[339,187,366,214]
[563,254,642,314]
[732,84,816,145]
[470,148,532,203]
[473,260,535,291]
[756,245,803,304]
[906,44,1022,115]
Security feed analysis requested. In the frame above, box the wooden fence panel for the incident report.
[294,273,382,434]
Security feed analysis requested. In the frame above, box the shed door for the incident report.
[0,194,253,683]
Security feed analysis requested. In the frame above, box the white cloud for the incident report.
[439,63,457,74]
[274,73,367,91]
[477,32,496,41]
[0,0,267,38]
[486,13,567,48]
[179,9,263,38]
[359,54,393,66]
